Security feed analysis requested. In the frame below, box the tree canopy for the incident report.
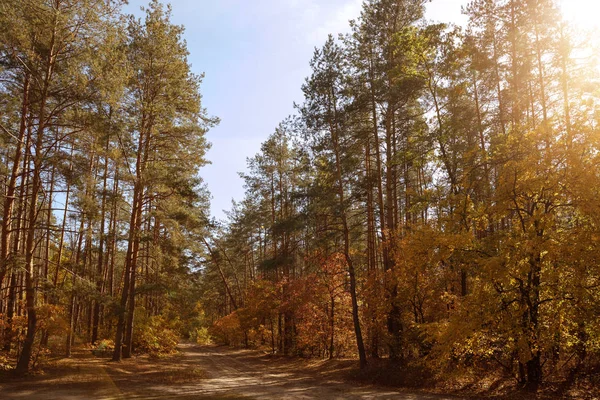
[1,0,600,394]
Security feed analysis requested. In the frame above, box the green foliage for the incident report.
[93,339,115,352]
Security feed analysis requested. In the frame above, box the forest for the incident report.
[1,0,600,397]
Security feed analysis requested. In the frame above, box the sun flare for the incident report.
[559,0,600,31]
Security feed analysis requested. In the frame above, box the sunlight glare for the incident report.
[559,0,600,31]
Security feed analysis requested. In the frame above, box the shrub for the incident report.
[210,312,244,346]
[192,327,212,345]
[95,339,115,351]
[133,315,179,358]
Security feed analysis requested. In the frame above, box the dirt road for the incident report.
[0,344,461,399]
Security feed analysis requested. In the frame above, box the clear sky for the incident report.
[119,0,468,220]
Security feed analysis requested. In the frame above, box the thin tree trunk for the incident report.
[0,72,30,289]
[92,138,110,344]
[329,91,367,369]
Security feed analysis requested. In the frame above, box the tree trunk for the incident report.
[329,96,367,369]
[92,139,110,344]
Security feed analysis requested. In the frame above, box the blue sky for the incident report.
[123,0,467,220]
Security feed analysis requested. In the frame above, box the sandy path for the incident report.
[0,344,462,399]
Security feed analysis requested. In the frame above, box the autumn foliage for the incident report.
[1,0,600,395]
[200,0,600,393]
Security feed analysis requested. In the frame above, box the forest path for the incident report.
[0,343,461,399]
